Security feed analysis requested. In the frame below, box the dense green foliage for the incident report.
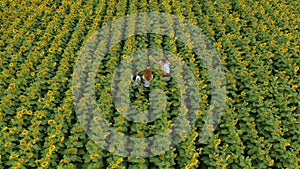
[0,0,299,168]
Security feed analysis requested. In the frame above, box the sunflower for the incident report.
[41,161,48,167]
[221,163,228,169]
[268,159,274,166]
[16,113,22,119]
[202,84,208,89]
[32,129,39,135]
[259,43,266,48]
[27,153,33,159]
[193,152,199,159]
[5,142,12,147]
[191,159,198,166]
[60,159,69,164]
[21,130,28,135]
[109,147,115,153]
[75,126,82,132]
[185,164,191,169]
[266,52,274,59]
[48,119,55,125]
[291,85,298,91]
[48,47,55,53]
[20,140,26,146]
[40,52,45,57]
[190,57,195,63]
[202,95,208,100]
[10,154,19,159]
[47,91,54,96]
[241,91,246,96]
[112,164,118,169]
[90,154,99,160]
[102,22,108,26]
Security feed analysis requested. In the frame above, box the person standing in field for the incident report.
[131,71,141,87]
[151,56,171,83]
[143,67,153,88]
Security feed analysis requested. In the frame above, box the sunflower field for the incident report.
[0,0,299,169]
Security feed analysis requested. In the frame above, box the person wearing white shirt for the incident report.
[143,67,153,88]
[151,57,171,82]
[143,77,151,87]
[131,72,141,87]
